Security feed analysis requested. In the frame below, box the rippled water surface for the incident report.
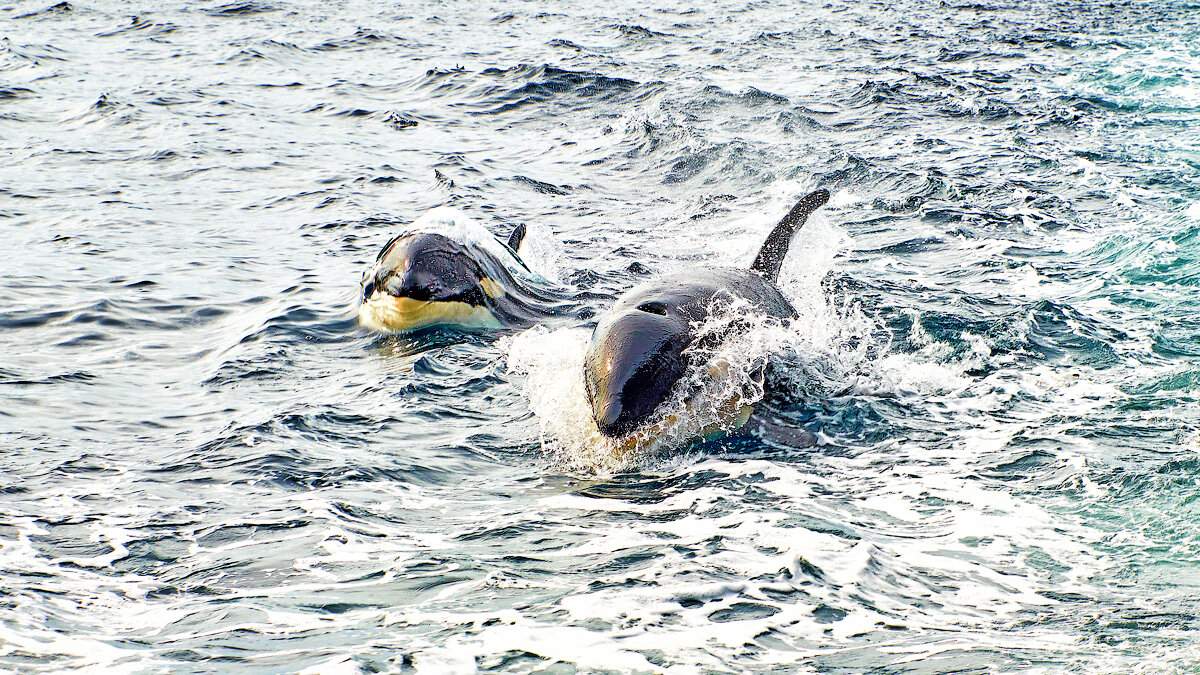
[3,0,1200,672]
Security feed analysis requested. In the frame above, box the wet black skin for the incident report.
[365,234,491,306]
[362,231,566,329]
[583,268,795,437]
[583,188,830,438]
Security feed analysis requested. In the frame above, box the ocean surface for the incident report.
[2,0,1199,672]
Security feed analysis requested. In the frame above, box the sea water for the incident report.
[1,0,1198,672]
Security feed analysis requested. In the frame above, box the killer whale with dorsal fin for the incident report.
[582,188,831,438]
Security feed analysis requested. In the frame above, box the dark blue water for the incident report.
[2,0,1198,672]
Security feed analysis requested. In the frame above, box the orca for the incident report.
[358,208,562,333]
[582,189,831,438]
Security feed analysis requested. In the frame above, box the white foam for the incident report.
[507,293,882,473]
[506,316,781,471]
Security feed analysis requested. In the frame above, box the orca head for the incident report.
[583,300,694,437]
[359,233,504,332]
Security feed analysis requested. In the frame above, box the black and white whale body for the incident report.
[583,188,831,438]
[358,208,564,333]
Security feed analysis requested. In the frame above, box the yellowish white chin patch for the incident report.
[358,293,502,333]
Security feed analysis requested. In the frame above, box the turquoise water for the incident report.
[1,0,1199,672]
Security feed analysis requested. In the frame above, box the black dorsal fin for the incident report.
[507,223,527,253]
[750,188,831,283]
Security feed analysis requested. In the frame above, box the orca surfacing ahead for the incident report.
[358,208,562,334]
[582,189,831,439]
